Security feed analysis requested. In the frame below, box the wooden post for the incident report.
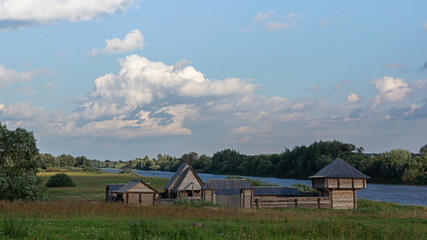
[126,193,129,204]
[295,198,298,208]
[255,199,259,209]
[139,193,142,205]
[317,197,321,209]
[353,190,357,209]
[152,193,155,205]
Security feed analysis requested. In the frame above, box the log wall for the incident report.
[255,197,331,209]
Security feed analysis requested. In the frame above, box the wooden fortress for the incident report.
[309,158,370,209]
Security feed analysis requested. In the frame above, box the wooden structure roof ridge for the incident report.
[164,161,189,190]
[309,157,370,179]
[106,184,126,191]
[202,179,253,190]
[253,186,299,196]
[115,180,159,194]
[171,167,204,192]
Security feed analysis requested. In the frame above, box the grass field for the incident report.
[37,171,169,201]
[0,171,425,239]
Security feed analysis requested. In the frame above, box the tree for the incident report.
[0,123,46,201]
[420,144,427,154]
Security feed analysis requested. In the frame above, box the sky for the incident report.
[0,0,426,160]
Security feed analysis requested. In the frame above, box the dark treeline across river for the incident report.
[102,168,427,207]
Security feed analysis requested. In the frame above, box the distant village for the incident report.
[106,158,369,209]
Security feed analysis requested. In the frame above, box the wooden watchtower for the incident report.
[309,158,370,209]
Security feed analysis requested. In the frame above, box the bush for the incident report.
[45,173,76,188]
[292,183,316,193]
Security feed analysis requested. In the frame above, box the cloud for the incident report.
[265,21,295,31]
[370,76,410,109]
[305,85,321,91]
[89,29,144,56]
[348,108,363,118]
[0,0,133,29]
[40,82,55,90]
[319,18,330,28]
[418,61,427,72]
[0,65,40,88]
[253,12,274,24]
[333,80,350,91]
[0,102,44,120]
[385,63,406,69]
[345,93,361,104]
[249,11,298,32]
[423,22,427,31]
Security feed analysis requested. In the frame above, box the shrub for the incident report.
[45,173,76,188]
[292,183,316,193]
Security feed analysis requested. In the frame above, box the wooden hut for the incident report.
[309,158,370,209]
[202,179,253,208]
[106,184,125,202]
[115,180,159,206]
[164,162,204,198]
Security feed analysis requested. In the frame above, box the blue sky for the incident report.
[0,0,426,160]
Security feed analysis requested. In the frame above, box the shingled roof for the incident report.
[115,180,159,194]
[164,162,204,192]
[309,158,370,179]
[202,179,253,190]
[253,187,299,196]
[106,184,125,191]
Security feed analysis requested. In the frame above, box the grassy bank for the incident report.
[37,171,169,201]
[0,171,425,239]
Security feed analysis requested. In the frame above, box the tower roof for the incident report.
[309,157,370,179]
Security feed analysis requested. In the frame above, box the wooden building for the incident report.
[114,180,159,206]
[309,158,370,209]
[106,184,125,202]
[202,179,253,208]
[164,162,204,198]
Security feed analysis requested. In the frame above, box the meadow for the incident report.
[0,172,425,239]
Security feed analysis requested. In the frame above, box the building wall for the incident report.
[216,195,240,208]
[124,193,156,206]
[331,190,355,209]
[241,189,253,208]
[202,190,214,203]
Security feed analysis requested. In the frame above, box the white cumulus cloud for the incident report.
[0,0,133,29]
[0,65,39,88]
[89,29,144,56]
[370,76,410,109]
[80,54,257,120]
[345,93,361,105]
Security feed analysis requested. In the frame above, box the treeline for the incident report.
[39,153,98,172]
[41,141,427,184]
[94,140,427,184]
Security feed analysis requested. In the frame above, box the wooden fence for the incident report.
[254,197,331,209]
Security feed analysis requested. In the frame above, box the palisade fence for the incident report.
[254,197,332,209]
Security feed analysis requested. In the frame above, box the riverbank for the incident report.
[0,171,425,239]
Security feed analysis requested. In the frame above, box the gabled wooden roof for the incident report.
[115,180,159,194]
[106,184,126,191]
[202,179,253,190]
[309,158,370,179]
[253,186,299,196]
[164,162,204,192]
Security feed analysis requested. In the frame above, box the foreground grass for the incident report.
[0,171,424,239]
[37,171,169,201]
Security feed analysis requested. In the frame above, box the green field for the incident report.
[37,171,169,201]
[0,172,425,239]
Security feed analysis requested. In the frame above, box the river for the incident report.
[101,168,427,207]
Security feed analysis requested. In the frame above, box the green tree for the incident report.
[0,123,46,201]
[420,144,427,154]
